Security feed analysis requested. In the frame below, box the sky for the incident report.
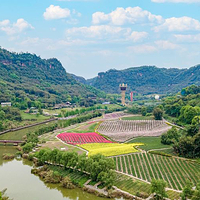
[1,0,200,78]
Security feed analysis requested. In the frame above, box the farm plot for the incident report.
[97,120,171,142]
[78,143,143,157]
[114,153,200,190]
[114,172,180,200]
[103,112,127,119]
[57,132,113,145]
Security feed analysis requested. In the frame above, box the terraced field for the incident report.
[103,112,127,119]
[114,173,180,200]
[98,120,171,142]
[113,153,200,190]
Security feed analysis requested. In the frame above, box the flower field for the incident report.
[97,120,171,142]
[78,143,143,157]
[57,132,113,145]
[113,152,200,190]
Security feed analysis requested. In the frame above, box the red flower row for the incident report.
[57,132,113,145]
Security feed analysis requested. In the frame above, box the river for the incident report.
[0,146,122,200]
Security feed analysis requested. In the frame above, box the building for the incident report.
[119,83,127,105]
[1,102,11,107]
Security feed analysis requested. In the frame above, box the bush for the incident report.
[161,127,179,145]
[61,176,75,189]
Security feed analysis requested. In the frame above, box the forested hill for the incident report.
[84,65,200,94]
[0,47,104,107]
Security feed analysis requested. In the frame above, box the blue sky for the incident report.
[1,0,200,78]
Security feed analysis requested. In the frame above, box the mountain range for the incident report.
[0,47,104,106]
[75,65,200,94]
[1,46,200,104]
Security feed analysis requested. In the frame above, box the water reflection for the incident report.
[0,147,122,200]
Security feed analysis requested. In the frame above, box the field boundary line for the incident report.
[147,153,160,180]
[141,153,152,181]
[130,155,139,177]
[160,155,179,190]
[168,158,186,188]
[137,153,148,181]
[177,159,196,183]
[152,154,173,188]
[164,156,183,189]
[144,153,156,180]
[127,155,133,176]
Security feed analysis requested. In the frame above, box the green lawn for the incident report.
[0,121,56,140]
[21,112,50,121]
[122,115,153,120]
[127,136,171,151]
[66,122,98,133]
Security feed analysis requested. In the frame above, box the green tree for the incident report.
[141,106,147,116]
[38,106,43,115]
[179,106,199,124]
[0,110,5,120]
[0,121,4,131]
[153,107,163,120]
[161,127,179,145]
[181,181,194,200]
[151,179,168,200]
[22,143,34,153]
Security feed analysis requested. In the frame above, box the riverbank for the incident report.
[0,154,117,200]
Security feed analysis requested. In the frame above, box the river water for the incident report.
[0,146,122,200]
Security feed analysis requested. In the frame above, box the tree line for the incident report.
[34,149,115,188]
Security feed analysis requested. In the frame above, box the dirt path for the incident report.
[141,153,152,181]
[146,153,159,180]
[123,156,128,174]
[152,154,173,188]
[137,153,148,181]
[127,155,133,175]
[129,155,137,177]
[143,153,156,180]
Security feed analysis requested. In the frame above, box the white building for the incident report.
[1,102,11,107]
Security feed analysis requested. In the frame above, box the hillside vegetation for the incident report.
[0,47,105,108]
[84,66,200,94]
[162,85,200,158]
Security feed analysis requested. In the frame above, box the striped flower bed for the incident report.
[57,132,113,145]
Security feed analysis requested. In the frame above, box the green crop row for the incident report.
[115,153,200,191]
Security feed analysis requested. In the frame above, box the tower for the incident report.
[119,83,127,105]
[130,92,133,102]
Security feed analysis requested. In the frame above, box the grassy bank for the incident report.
[127,136,171,151]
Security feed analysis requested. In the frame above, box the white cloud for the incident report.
[57,0,98,1]
[152,0,200,3]
[0,18,34,35]
[155,40,179,49]
[66,25,128,38]
[129,44,157,53]
[129,40,180,54]
[72,9,82,17]
[92,7,163,25]
[43,5,71,20]
[174,34,200,42]
[154,16,200,32]
[0,20,10,27]
[129,31,148,42]
[65,25,148,42]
